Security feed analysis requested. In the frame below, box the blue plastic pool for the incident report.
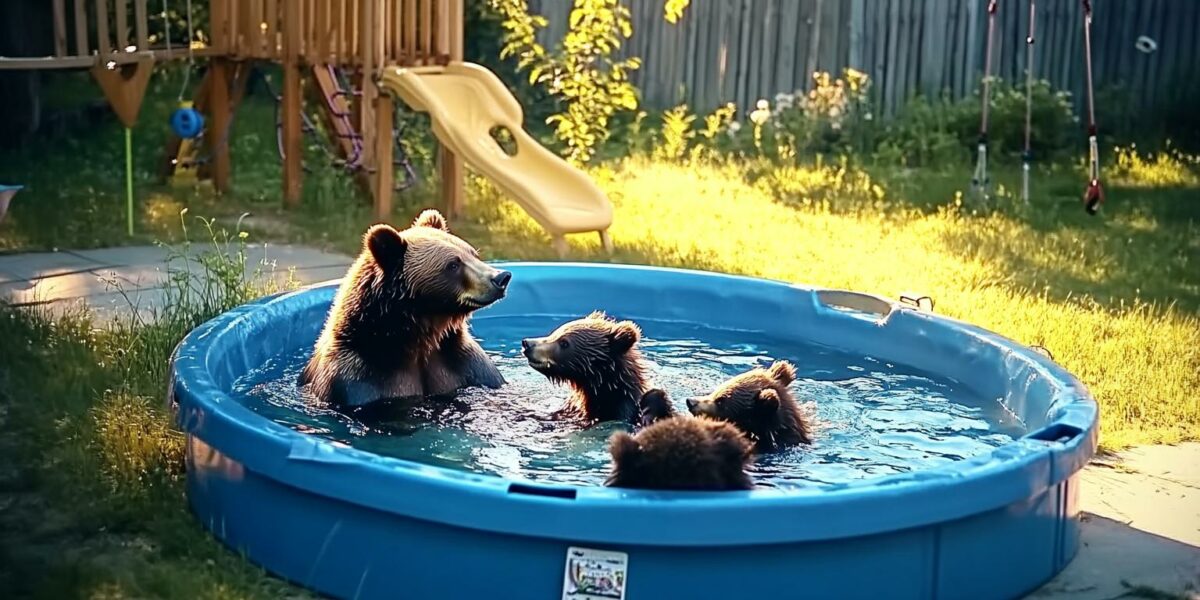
[169,263,1097,600]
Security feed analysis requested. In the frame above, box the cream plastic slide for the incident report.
[379,62,613,256]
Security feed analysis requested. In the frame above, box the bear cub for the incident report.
[686,360,812,452]
[300,209,510,407]
[605,388,755,491]
[521,311,648,424]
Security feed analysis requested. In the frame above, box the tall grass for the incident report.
[0,217,306,598]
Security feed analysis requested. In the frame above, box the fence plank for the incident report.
[95,0,111,55]
[504,0,1183,121]
[115,0,128,49]
[134,0,148,50]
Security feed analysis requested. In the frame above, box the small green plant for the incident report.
[655,104,696,161]
[491,0,642,164]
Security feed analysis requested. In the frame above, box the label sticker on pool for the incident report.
[562,547,628,600]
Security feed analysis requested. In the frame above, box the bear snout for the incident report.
[491,270,512,290]
[686,398,700,412]
[521,338,539,359]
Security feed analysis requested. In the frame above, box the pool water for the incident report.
[232,316,1025,489]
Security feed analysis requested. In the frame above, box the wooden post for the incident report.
[439,0,465,218]
[74,0,88,56]
[360,0,380,213]
[52,0,68,57]
[96,0,111,55]
[134,0,148,50]
[209,58,233,192]
[282,0,303,207]
[210,0,226,53]
[374,93,394,220]
[115,0,128,49]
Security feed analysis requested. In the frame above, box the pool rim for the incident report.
[171,262,1098,547]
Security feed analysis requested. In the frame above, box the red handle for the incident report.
[1084,180,1104,215]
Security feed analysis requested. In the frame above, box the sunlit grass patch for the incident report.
[464,157,1200,449]
[1110,144,1200,188]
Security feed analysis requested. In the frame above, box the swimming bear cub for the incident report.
[521,311,648,424]
[605,388,755,491]
[686,360,812,452]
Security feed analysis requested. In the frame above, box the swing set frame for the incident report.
[0,0,467,224]
[972,0,1104,214]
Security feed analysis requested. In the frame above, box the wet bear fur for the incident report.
[299,209,510,407]
[606,388,755,491]
[686,360,812,452]
[521,312,648,424]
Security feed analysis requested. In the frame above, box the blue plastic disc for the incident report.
[170,107,205,139]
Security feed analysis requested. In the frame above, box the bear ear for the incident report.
[608,321,641,354]
[609,431,641,464]
[412,209,449,232]
[638,389,674,425]
[365,224,407,268]
[768,360,797,385]
[756,388,781,412]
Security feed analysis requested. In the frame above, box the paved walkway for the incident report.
[1,246,1197,599]
[0,244,353,322]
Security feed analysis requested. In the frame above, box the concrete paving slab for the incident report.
[1,244,353,322]
[1033,443,1200,599]
[0,269,123,304]
[0,251,107,283]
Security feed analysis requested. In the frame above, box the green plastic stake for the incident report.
[125,127,133,236]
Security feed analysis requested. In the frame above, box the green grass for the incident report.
[1,68,1198,598]
[0,222,309,598]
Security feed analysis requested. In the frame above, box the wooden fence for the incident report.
[528,0,1200,118]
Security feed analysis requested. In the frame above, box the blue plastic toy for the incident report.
[170,102,205,139]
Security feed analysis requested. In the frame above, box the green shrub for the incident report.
[875,95,966,168]
[490,0,642,164]
[950,77,1077,160]
[711,69,875,163]
[875,77,1076,167]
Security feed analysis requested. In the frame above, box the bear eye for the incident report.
[558,339,570,349]
[446,258,462,272]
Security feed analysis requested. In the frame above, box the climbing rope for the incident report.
[1021,0,1036,204]
[971,0,1000,207]
[264,69,419,191]
[1081,0,1104,215]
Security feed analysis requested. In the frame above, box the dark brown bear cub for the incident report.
[606,389,754,491]
[687,360,812,452]
[521,312,647,424]
[300,209,510,407]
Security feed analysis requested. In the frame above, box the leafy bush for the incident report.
[876,77,1076,167]
[875,95,966,168]
[714,69,875,162]
[490,0,642,164]
[951,77,1077,160]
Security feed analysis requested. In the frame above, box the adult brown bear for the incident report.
[300,209,510,407]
